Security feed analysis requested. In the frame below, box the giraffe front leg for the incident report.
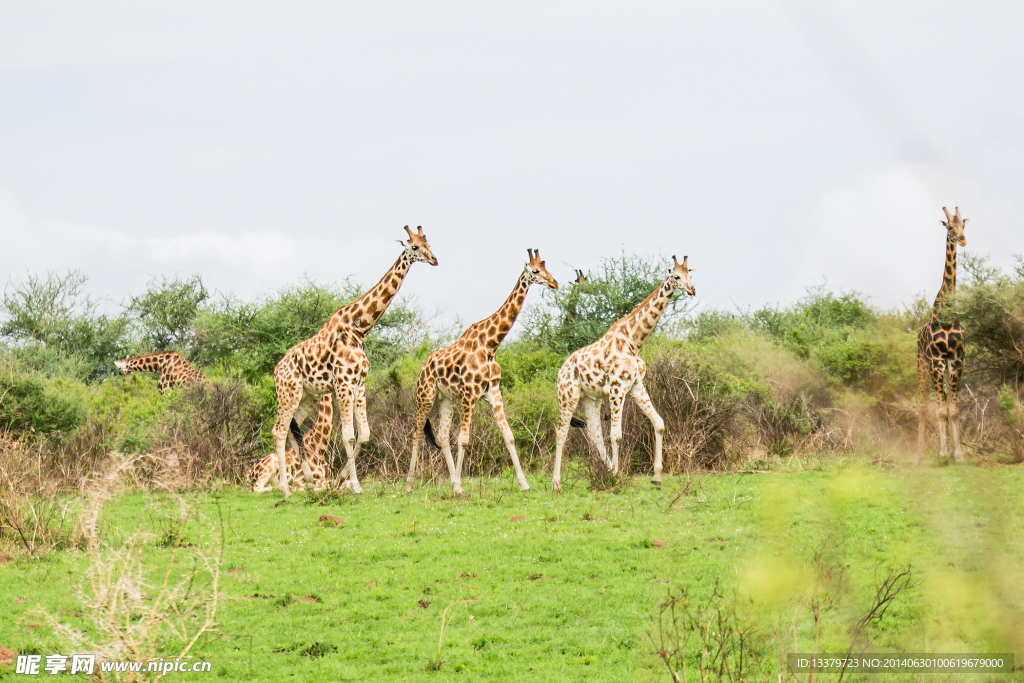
[453,395,478,495]
[914,353,930,468]
[931,360,949,459]
[630,381,665,485]
[608,389,625,474]
[335,386,362,494]
[552,373,581,493]
[485,384,529,492]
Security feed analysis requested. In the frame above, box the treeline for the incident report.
[2,252,1023,490]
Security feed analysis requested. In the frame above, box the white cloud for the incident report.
[0,190,299,306]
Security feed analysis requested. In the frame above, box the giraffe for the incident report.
[272,226,438,497]
[114,351,207,391]
[915,206,968,467]
[551,256,695,491]
[248,394,333,492]
[404,249,559,494]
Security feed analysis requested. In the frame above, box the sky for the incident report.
[0,1,1021,327]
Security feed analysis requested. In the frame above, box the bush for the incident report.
[1,271,130,381]
[0,362,84,438]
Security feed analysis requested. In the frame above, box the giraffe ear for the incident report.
[396,240,407,247]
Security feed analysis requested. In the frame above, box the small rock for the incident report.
[26,623,40,629]
[318,515,345,527]
[297,595,319,604]
[228,567,243,574]
[652,539,664,549]
[417,599,431,609]
[655,578,669,584]
[0,646,17,666]
[509,515,527,522]
[14,598,26,604]
[467,615,474,620]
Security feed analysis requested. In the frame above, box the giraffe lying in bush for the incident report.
[247,394,334,492]
[114,351,207,390]
[272,226,438,496]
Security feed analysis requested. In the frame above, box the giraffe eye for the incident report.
[412,246,419,251]
[532,269,539,274]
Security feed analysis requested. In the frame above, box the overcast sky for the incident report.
[1,1,1021,326]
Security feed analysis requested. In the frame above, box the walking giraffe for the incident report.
[405,249,558,494]
[915,206,968,467]
[551,256,695,491]
[248,394,334,492]
[272,226,438,497]
[115,351,207,390]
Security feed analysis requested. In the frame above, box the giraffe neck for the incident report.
[124,352,176,372]
[932,233,959,316]
[608,277,675,348]
[327,252,413,341]
[464,270,531,353]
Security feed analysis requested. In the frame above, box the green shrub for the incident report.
[0,365,84,438]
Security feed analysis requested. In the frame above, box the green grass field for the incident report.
[2,463,1023,681]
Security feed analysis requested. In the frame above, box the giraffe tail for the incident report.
[289,418,305,460]
[570,416,586,429]
[423,419,441,450]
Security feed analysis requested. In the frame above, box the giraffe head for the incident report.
[571,269,589,287]
[399,225,439,266]
[669,255,696,296]
[941,207,968,247]
[114,359,129,374]
[524,249,559,290]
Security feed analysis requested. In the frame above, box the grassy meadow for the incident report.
[2,253,1024,680]
[2,464,1023,681]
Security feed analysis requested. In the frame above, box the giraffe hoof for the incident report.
[650,479,662,487]
[404,484,414,494]
[519,485,530,492]
[552,481,561,493]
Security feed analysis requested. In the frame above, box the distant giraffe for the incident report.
[552,256,695,491]
[272,226,438,497]
[248,394,333,492]
[115,351,207,391]
[405,249,559,494]
[916,207,968,467]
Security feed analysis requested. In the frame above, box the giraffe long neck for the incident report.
[607,277,675,348]
[328,252,413,341]
[465,270,531,354]
[123,352,174,372]
[932,233,959,316]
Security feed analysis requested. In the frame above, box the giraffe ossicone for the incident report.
[551,255,696,492]
[405,248,559,495]
[115,351,208,391]
[915,206,968,467]
[271,226,438,497]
